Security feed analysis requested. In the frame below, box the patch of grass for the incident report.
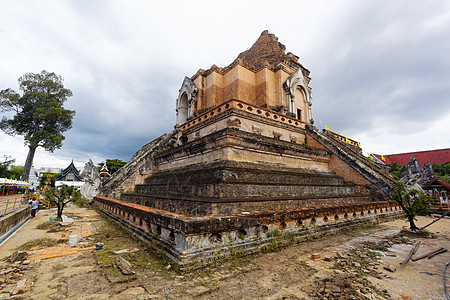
[299,261,317,273]
[262,239,287,253]
[16,237,66,251]
[367,243,389,252]
[266,228,280,238]
[358,278,371,286]
[92,217,175,280]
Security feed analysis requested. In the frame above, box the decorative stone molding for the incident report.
[252,125,263,135]
[178,99,306,132]
[95,196,401,269]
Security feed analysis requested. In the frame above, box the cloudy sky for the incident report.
[1,0,449,171]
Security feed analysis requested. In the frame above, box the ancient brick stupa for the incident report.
[96,31,400,268]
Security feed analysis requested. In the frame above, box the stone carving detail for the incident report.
[252,125,263,135]
[272,130,282,139]
[176,77,198,126]
[208,125,217,134]
[289,134,297,143]
[399,156,435,190]
[81,159,101,201]
[227,118,241,128]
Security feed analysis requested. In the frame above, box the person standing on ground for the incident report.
[30,197,39,218]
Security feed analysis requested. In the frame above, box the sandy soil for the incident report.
[1,204,449,300]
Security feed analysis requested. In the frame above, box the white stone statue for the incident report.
[80,159,101,201]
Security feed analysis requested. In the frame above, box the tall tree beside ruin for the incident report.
[0,71,75,181]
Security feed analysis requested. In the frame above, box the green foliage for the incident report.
[0,163,8,178]
[7,165,23,179]
[432,162,450,182]
[387,162,403,178]
[391,182,431,230]
[0,156,20,178]
[98,158,127,175]
[0,71,75,181]
[442,174,450,184]
[71,190,85,206]
[44,184,77,218]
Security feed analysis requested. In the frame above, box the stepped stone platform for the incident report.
[121,160,373,216]
[96,31,401,268]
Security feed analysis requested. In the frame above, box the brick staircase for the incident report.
[307,125,397,195]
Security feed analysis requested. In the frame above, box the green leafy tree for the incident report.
[44,185,77,219]
[98,159,127,175]
[8,165,23,180]
[388,162,403,178]
[0,71,75,182]
[432,162,450,183]
[442,174,450,184]
[0,156,15,178]
[391,182,431,230]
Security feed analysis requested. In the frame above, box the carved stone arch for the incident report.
[176,77,198,126]
[283,69,313,124]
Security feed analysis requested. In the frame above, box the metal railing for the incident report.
[0,194,37,217]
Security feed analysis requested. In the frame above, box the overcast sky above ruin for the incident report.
[1,0,449,170]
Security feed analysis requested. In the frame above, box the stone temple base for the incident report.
[94,196,401,270]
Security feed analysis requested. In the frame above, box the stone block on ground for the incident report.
[311,253,321,260]
[116,255,135,275]
[384,264,396,272]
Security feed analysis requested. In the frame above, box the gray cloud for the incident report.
[0,0,449,169]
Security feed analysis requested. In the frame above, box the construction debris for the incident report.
[399,242,419,265]
[427,248,447,259]
[384,264,396,273]
[115,255,134,275]
[412,247,445,261]
[113,248,139,254]
[7,251,28,263]
[419,210,450,231]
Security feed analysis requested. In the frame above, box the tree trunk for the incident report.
[57,203,63,219]
[408,215,419,231]
[21,145,38,182]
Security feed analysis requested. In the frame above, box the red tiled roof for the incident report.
[373,149,450,166]
[423,178,450,190]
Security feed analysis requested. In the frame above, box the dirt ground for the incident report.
[1,203,449,300]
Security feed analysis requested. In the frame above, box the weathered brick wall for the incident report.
[307,133,372,187]
[100,131,177,199]
[328,155,372,186]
